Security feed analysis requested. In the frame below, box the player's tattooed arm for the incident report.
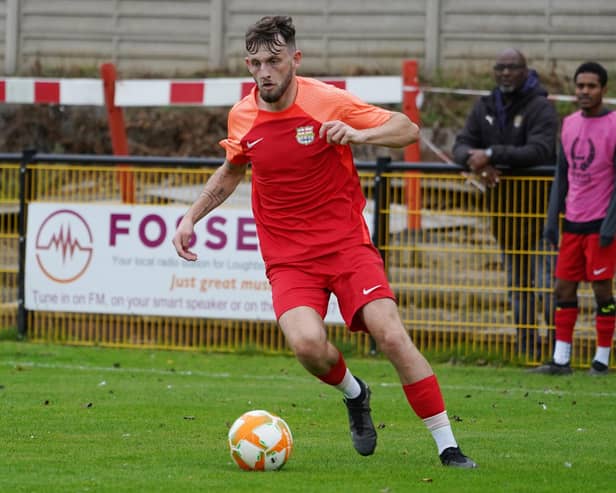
[172,160,247,261]
[191,161,247,222]
[198,187,226,209]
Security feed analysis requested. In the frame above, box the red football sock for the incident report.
[555,307,577,343]
[316,351,346,385]
[402,374,445,419]
[596,315,615,348]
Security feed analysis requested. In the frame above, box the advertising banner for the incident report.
[25,202,344,322]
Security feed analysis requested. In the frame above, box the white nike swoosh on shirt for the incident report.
[593,267,607,275]
[246,138,264,149]
[362,285,382,296]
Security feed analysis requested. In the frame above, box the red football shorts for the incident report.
[555,232,616,282]
[266,243,395,332]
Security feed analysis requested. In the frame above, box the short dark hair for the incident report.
[245,16,296,55]
[574,61,608,87]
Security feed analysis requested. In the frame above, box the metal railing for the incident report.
[0,151,604,366]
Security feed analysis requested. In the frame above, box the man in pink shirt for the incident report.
[173,15,476,467]
[534,62,616,375]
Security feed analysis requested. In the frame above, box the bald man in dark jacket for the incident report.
[453,48,559,358]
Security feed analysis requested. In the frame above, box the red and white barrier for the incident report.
[2,75,616,107]
[0,76,401,106]
[0,78,103,105]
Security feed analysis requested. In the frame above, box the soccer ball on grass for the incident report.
[228,409,293,471]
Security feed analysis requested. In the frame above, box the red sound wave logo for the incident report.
[35,209,93,283]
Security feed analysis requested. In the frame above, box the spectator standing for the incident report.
[533,62,616,375]
[452,48,559,358]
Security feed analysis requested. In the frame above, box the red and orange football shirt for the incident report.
[219,76,392,267]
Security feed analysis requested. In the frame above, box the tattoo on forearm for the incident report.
[189,163,245,222]
[198,186,230,216]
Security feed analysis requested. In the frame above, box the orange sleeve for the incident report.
[219,97,258,165]
[296,78,392,129]
[338,90,392,129]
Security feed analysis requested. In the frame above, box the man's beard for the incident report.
[259,65,294,103]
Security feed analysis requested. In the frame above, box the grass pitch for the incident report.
[1,341,615,493]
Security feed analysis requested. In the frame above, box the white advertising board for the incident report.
[25,203,344,322]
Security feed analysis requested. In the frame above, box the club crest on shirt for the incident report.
[296,126,315,145]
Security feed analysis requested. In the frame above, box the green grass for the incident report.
[1,341,615,493]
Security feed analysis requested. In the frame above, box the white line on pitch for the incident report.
[4,360,616,398]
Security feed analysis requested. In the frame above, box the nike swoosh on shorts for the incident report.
[362,285,382,296]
